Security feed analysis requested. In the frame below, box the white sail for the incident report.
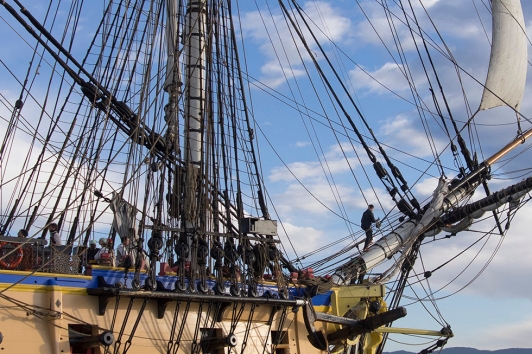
[110,193,138,241]
[479,0,527,111]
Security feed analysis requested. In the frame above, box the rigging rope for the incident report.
[281,0,420,219]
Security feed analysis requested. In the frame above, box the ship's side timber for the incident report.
[325,284,386,332]
[0,270,92,353]
[0,267,310,353]
[308,284,450,354]
[0,266,396,353]
[308,283,389,353]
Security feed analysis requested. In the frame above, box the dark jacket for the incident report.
[87,247,100,261]
[361,209,376,230]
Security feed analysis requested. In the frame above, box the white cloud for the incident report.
[270,161,324,182]
[477,318,532,349]
[240,1,352,88]
[405,201,532,303]
[295,141,310,147]
[277,222,324,261]
[268,142,365,182]
[274,181,356,216]
[0,93,148,244]
[349,62,423,95]
[412,176,440,199]
[380,114,448,158]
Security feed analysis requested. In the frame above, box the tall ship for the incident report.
[0,0,530,353]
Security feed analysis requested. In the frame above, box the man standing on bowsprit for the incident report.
[361,204,380,251]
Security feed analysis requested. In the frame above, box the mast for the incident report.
[183,0,206,231]
[164,0,183,160]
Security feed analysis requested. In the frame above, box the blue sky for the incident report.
[235,0,532,350]
[1,0,531,351]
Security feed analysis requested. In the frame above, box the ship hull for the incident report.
[0,266,385,353]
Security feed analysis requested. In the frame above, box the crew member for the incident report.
[87,240,99,262]
[48,223,61,246]
[361,204,379,251]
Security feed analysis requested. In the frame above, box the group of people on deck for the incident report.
[11,207,380,273]
[8,224,141,271]
[15,223,60,244]
[88,234,142,269]
[35,223,141,269]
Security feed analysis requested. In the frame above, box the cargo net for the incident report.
[0,242,80,274]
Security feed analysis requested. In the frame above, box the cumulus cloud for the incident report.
[277,221,324,261]
[273,181,357,217]
[477,317,532,349]
[270,161,326,182]
[379,113,449,159]
[268,142,366,182]
[295,141,310,147]
[240,1,352,88]
[349,62,426,96]
[404,201,532,303]
[412,176,440,199]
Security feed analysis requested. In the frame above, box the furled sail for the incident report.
[479,0,527,111]
[110,193,138,240]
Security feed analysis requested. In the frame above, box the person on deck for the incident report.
[94,237,115,267]
[86,240,100,262]
[48,223,62,246]
[15,229,33,270]
[361,204,380,251]
[116,235,136,268]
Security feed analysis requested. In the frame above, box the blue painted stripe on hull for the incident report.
[0,268,333,305]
